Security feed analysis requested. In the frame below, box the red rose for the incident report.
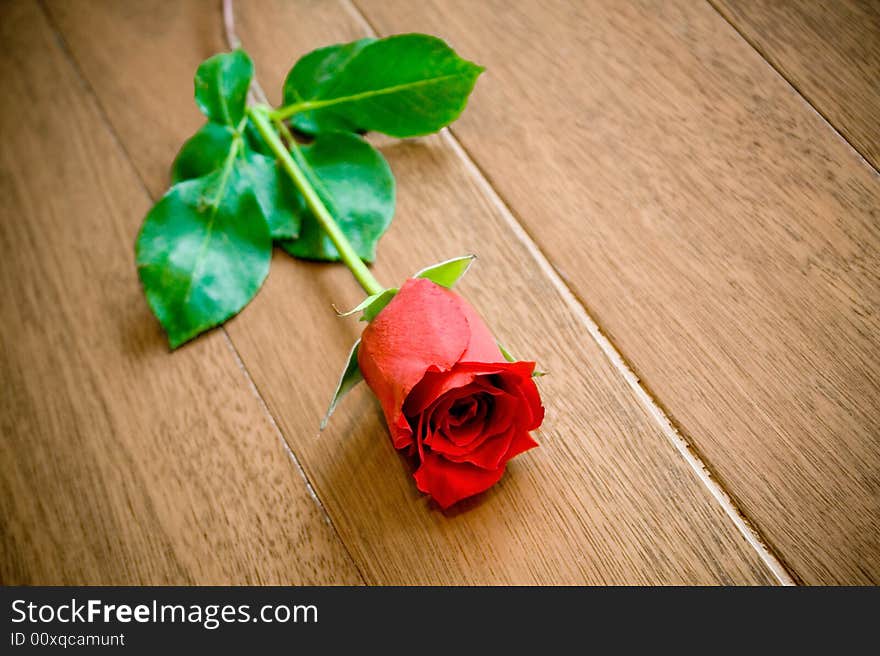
[358,277,544,508]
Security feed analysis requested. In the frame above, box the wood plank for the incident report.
[355,0,880,583]
[46,0,778,583]
[0,0,361,585]
[712,0,880,170]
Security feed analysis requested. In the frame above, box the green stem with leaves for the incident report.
[248,106,385,297]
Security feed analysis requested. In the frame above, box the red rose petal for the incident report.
[414,408,427,461]
[446,396,480,427]
[404,369,477,417]
[406,360,532,417]
[413,453,506,509]
[442,398,489,444]
[454,292,504,361]
[511,375,545,431]
[429,387,487,437]
[358,278,470,449]
[429,399,517,468]
[457,360,537,383]
[440,427,515,469]
[505,430,540,461]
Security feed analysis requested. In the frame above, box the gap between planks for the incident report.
[706,0,880,176]
[344,0,797,585]
[37,0,367,584]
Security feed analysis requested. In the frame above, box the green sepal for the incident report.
[360,288,397,321]
[498,341,517,363]
[321,339,364,430]
[496,340,546,377]
[337,288,398,322]
[414,254,475,288]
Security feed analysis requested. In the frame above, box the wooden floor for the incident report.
[1,0,877,585]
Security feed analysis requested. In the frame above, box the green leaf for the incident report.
[171,122,236,183]
[172,122,300,240]
[337,287,398,322]
[244,118,274,156]
[321,339,363,429]
[283,34,483,137]
[136,149,271,349]
[281,132,395,262]
[237,149,301,240]
[283,39,375,134]
[415,254,475,288]
[194,49,253,126]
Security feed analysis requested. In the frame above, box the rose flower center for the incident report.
[435,391,494,445]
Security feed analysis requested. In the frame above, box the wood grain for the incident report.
[45,0,778,583]
[712,0,880,170]
[0,0,361,585]
[356,0,880,583]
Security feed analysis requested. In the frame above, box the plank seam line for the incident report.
[218,0,368,582]
[220,332,328,519]
[38,0,367,584]
[344,0,796,586]
[706,0,879,176]
[442,131,796,586]
[224,318,368,584]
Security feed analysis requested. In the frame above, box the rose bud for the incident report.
[357,277,544,508]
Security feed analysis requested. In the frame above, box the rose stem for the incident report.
[248,106,385,297]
